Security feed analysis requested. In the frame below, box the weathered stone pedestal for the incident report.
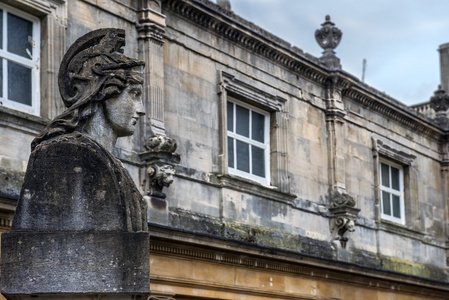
[2,231,149,299]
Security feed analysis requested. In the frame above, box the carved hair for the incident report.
[32,28,145,150]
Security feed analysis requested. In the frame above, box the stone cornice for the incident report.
[163,0,446,142]
[344,84,444,141]
[149,224,449,298]
[163,0,329,84]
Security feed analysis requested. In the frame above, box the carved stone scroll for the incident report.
[141,135,180,225]
[328,190,360,248]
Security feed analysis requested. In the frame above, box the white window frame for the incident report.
[0,3,40,116]
[227,98,270,185]
[379,159,405,224]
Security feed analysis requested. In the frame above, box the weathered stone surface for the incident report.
[2,232,149,295]
[12,133,147,232]
[1,28,150,298]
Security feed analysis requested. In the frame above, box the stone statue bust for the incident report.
[12,28,148,233]
[2,28,150,297]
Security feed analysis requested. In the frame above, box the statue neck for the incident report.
[83,105,117,153]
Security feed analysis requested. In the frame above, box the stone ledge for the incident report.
[0,106,48,135]
[149,224,449,297]
[3,295,146,300]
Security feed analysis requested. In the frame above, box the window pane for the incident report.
[236,140,249,172]
[0,59,2,98]
[381,163,389,188]
[391,167,400,190]
[252,146,265,178]
[227,101,233,132]
[227,137,234,168]
[7,12,33,59]
[392,195,401,218]
[0,10,3,49]
[252,111,265,143]
[236,104,249,137]
[8,61,31,105]
[382,191,391,216]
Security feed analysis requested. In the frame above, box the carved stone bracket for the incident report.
[328,190,360,248]
[137,0,166,45]
[324,75,353,117]
[141,135,181,200]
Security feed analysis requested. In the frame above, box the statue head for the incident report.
[32,28,145,150]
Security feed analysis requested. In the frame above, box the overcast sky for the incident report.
[228,0,449,106]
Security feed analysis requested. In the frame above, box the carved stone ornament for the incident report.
[136,0,166,44]
[141,134,181,200]
[1,28,150,298]
[315,15,342,69]
[430,85,449,112]
[328,190,360,248]
[429,85,449,127]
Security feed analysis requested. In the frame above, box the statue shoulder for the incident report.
[31,131,116,167]
[15,132,126,231]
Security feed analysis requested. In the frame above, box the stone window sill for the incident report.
[378,219,424,241]
[212,173,296,204]
[0,106,48,134]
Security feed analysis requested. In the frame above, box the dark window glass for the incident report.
[8,61,31,105]
[227,101,233,131]
[381,163,389,188]
[7,12,33,58]
[252,146,265,177]
[0,10,3,50]
[391,166,400,190]
[227,137,234,168]
[0,59,2,98]
[236,104,249,137]
[382,191,391,216]
[252,111,265,143]
[392,195,401,218]
[236,140,249,172]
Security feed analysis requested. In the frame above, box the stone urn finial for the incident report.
[429,85,449,127]
[217,0,231,11]
[315,15,342,69]
[430,85,449,113]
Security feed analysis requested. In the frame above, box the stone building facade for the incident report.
[1,0,449,299]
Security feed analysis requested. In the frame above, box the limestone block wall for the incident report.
[161,0,448,281]
[1,0,448,287]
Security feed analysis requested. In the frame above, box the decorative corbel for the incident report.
[328,190,360,248]
[324,75,353,119]
[141,135,181,201]
[136,0,166,45]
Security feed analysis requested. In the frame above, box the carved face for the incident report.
[104,83,145,137]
